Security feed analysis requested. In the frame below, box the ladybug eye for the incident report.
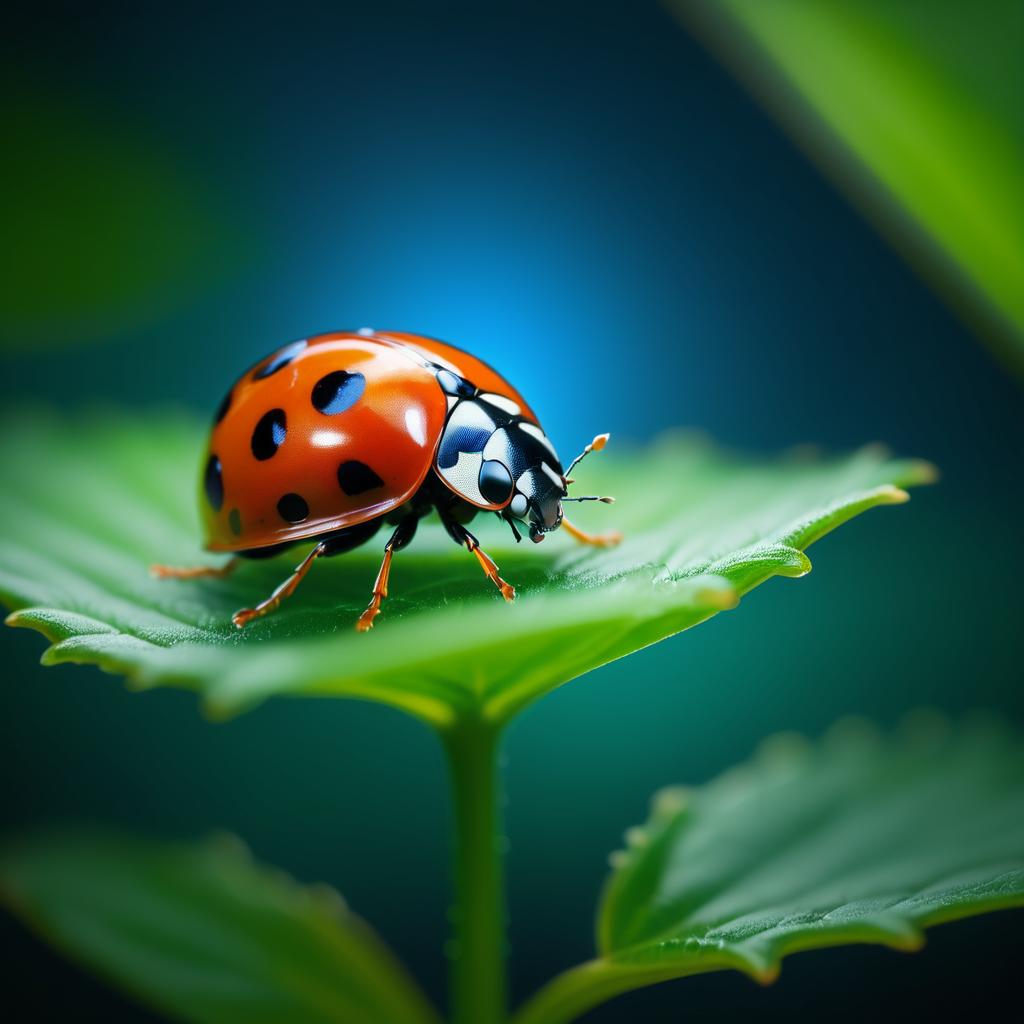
[478,460,514,505]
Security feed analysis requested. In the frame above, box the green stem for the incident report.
[510,960,679,1024]
[443,716,507,1024]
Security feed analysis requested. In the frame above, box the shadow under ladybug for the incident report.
[153,330,621,631]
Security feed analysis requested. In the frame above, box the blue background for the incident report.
[1,1,1020,1019]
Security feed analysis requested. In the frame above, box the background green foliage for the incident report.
[5,716,1022,1024]
[0,83,258,351]
[675,0,1024,370]
[1,831,439,1024]
[515,716,1024,1024]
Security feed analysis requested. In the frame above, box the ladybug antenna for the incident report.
[563,432,610,481]
[563,433,615,504]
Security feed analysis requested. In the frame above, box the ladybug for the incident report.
[153,329,620,631]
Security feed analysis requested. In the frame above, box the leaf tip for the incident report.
[755,730,812,766]
[124,673,157,693]
[909,459,940,486]
[863,914,927,953]
[776,548,812,579]
[4,608,52,637]
[877,485,911,505]
[200,696,241,723]
[731,942,781,984]
[651,785,690,822]
[894,929,927,954]
[38,646,62,667]
[608,849,630,870]
[623,826,650,850]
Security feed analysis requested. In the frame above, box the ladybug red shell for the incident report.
[202,330,538,551]
[154,329,620,631]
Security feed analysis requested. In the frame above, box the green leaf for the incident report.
[673,0,1024,370]
[0,831,439,1024]
[512,716,1024,1024]
[0,410,932,728]
[1,85,259,351]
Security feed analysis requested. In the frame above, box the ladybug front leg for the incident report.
[466,533,516,602]
[356,515,419,632]
[560,517,623,548]
[151,558,239,580]
[232,542,326,629]
[444,520,515,602]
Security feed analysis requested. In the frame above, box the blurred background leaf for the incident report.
[514,715,1024,1024]
[0,411,930,727]
[0,830,439,1024]
[0,79,261,352]
[672,0,1024,373]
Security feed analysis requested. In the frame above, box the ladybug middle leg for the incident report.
[232,520,382,628]
[231,541,328,629]
[355,514,419,632]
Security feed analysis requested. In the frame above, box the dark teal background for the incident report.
[1,1,1021,1019]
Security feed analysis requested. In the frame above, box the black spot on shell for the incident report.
[312,370,366,415]
[253,339,307,380]
[214,388,232,424]
[337,460,384,496]
[251,409,287,461]
[479,459,514,505]
[228,508,242,535]
[204,455,224,512]
[436,368,476,398]
[277,493,309,523]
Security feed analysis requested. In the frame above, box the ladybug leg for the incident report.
[560,517,623,548]
[467,535,516,602]
[151,558,239,580]
[436,496,515,601]
[356,515,419,632]
[453,524,516,602]
[232,542,327,629]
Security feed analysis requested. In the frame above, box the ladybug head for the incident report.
[524,433,616,544]
[526,484,566,543]
[501,464,564,544]
[498,431,614,543]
